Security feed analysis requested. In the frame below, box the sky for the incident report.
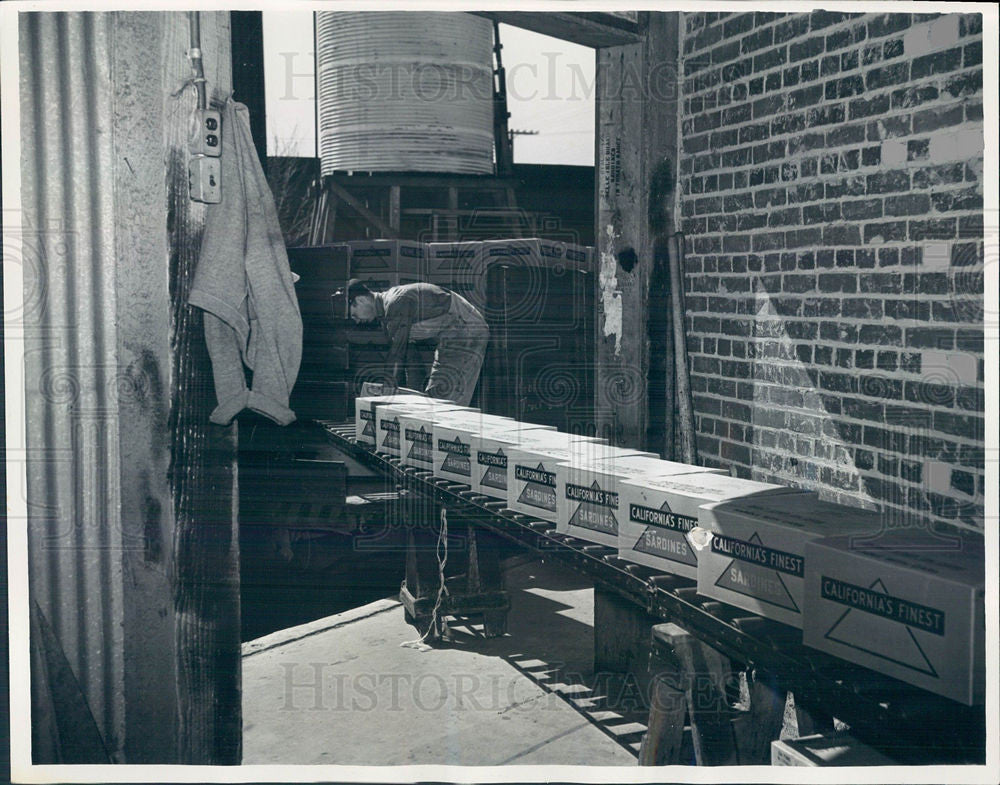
[262,12,595,166]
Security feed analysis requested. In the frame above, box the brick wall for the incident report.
[677,11,985,531]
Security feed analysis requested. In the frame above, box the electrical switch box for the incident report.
[189,108,222,157]
[189,156,221,203]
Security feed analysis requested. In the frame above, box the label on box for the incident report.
[552,449,662,546]
[438,437,472,476]
[803,527,985,705]
[478,449,509,491]
[507,435,609,521]
[628,502,699,567]
[469,427,569,499]
[396,407,479,468]
[515,463,558,512]
[565,481,619,536]
[699,495,884,627]
[355,393,432,444]
[618,473,804,580]
[378,417,401,453]
[403,424,435,466]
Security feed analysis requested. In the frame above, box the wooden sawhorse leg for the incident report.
[639,623,786,766]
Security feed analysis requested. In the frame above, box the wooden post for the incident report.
[595,13,679,450]
[638,674,687,765]
[161,12,242,765]
[389,185,401,233]
[230,12,267,174]
[731,669,788,764]
[644,623,739,766]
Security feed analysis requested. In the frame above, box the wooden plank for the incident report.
[324,178,398,239]
[651,623,738,766]
[230,12,267,172]
[389,185,401,232]
[732,670,787,764]
[162,12,242,765]
[638,676,686,765]
[594,13,679,450]
[473,11,641,48]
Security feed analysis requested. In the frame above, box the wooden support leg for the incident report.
[593,587,659,701]
[731,668,787,764]
[787,691,836,738]
[400,515,444,639]
[466,528,507,637]
[638,673,687,765]
[644,623,738,766]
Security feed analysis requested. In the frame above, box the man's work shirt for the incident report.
[374,282,488,367]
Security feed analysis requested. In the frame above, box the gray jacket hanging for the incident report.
[189,100,303,425]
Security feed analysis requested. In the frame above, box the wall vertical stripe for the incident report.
[19,11,126,761]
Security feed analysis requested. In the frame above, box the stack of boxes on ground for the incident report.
[352,392,987,708]
[347,239,425,292]
[427,238,595,430]
[287,245,351,419]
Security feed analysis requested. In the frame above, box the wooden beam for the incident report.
[388,185,401,232]
[163,13,242,765]
[324,178,398,239]
[230,12,267,173]
[594,12,679,451]
[473,11,640,48]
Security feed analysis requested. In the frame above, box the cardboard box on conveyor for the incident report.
[354,393,440,445]
[770,733,894,766]
[532,443,655,546]
[556,455,727,548]
[504,431,621,522]
[697,494,883,628]
[348,239,425,292]
[396,407,494,471]
[618,473,811,580]
[373,400,476,457]
[803,524,985,705]
[467,425,564,500]
[430,414,546,485]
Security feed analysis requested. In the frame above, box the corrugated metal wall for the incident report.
[19,10,240,764]
[19,11,127,761]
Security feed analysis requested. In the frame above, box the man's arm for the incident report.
[383,318,412,384]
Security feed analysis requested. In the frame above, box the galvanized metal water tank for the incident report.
[316,12,495,175]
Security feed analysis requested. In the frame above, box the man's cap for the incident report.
[331,279,373,319]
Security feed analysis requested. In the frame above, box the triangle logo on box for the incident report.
[633,526,696,565]
[516,463,557,512]
[567,481,618,535]
[362,419,375,438]
[478,448,508,490]
[822,577,939,677]
[630,501,697,565]
[713,532,799,612]
[441,452,471,477]
[405,426,433,464]
[481,465,507,490]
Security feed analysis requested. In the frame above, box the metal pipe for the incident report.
[668,232,698,464]
[187,11,206,109]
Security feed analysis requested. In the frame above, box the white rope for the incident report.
[400,506,450,650]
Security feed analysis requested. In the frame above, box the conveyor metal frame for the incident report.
[319,420,985,763]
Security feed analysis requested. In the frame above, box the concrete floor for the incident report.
[242,557,644,766]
